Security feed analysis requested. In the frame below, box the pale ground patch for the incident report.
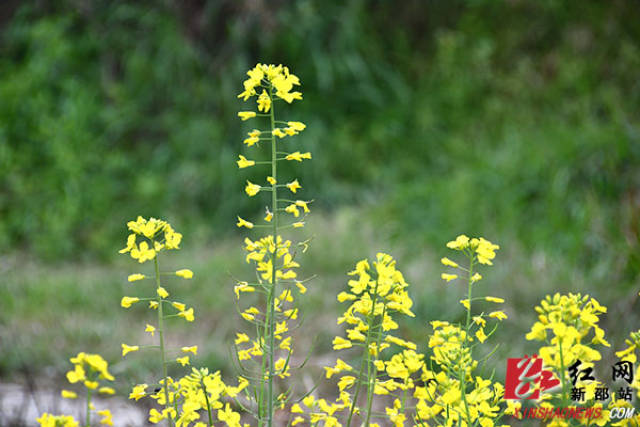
[0,383,147,426]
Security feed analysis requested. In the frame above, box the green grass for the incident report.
[1,208,637,395]
[2,1,638,264]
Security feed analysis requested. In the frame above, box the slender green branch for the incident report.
[466,258,474,331]
[558,342,568,409]
[200,378,213,427]
[459,256,474,425]
[347,280,381,427]
[364,304,386,427]
[266,84,278,427]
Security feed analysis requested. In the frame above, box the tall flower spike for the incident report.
[522,292,610,423]
[119,217,198,427]
[414,235,506,426]
[235,64,310,427]
[326,253,419,427]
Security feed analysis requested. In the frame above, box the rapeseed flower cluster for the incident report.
[416,322,507,427]
[172,368,248,427]
[522,294,640,426]
[526,293,609,371]
[328,253,417,426]
[36,414,79,427]
[410,235,507,427]
[295,239,507,427]
[130,369,248,427]
[37,352,115,426]
[523,293,611,426]
[292,253,421,426]
[234,64,311,426]
[119,216,183,263]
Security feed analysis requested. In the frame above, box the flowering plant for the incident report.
[34,64,640,427]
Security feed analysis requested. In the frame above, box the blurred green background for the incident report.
[1,0,640,417]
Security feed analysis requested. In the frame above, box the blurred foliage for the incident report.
[0,0,639,290]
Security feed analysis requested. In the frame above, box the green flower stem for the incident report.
[364,304,387,427]
[200,378,214,427]
[258,326,267,425]
[266,86,278,427]
[364,344,373,422]
[345,319,370,427]
[466,258,474,330]
[155,256,173,427]
[558,342,569,414]
[347,280,381,427]
[459,256,475,425]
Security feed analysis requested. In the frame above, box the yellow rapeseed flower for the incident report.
[84,380,98,390]
[121,344,139,357]
[287,121,306,131]
[129,384,147,400]
[440,257,459,268]
[144,324,155,336]
[237,155,255,168]
[181,346,198,355]
[446,234,469,250]
[257,90,271,112]
[178,308,194,322]
[235,333,250,345]
[98,409,113,426]
[488,310,507,320]
[127,273,145,282]
[244,135,260,146]
[332,336,352,350]
[295,281,307,294]
[285,204,300,217]
[130,241,156,263]
[175,269,193,279]
[245,181,261,196]
[473,315,486,327]
[171,302,186,311]
[236,216,254,229]
[61,390,77,399]
[66,366,85,383]
[286,179,302,193]
[120,296,140,308]
[285,151,312,162]
[475,237,500,265]
[238,111,256,121]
